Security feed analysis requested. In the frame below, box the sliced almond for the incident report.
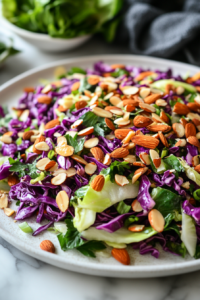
[55,145,74,157]
[90,147,105,163]
[128,224,145,232]
[45,161,57,171]
[71,119,83,129]
[114,118,131,126]
[139,87,151,99]
[66,131,77,138]
[139,152,151,165]
[66,168,77,177]
[103,153,112,165]
[121,86,139,95]
[160,111,169,123]
[151,113,164,123]
[115,129,132,140]
[155,99,167,106]
[51,173,67,185]
[110,96,122,106]
[0,194,8,209]
[84,137,99,148]
[85,163,97,175]
[176,86,185,95]
[35,141,49,151]
[192,155,200,167]
[23,131,34,140]
[104,92,114,100]
[139,102,156,113]
[52,168,68,176]
[4,208,15,217]
[150,149,159,160]
[158,131,169,147]
[71,154,87,165]
[57,136,67,146]
[45,119,60,130]
[172,123,185,138]
[122,131,135,144]
[153,158,161,168]
[105,118,116,131]
[36,158,51,171]
[175,139,186,147]
[123,155,136,164]
[148,209,165,232]
[126,142,136,149]
[131,199,143,212]
[135,71,155,82]
[115,174,129,186]
[0,136,12,144]
[110,108,124,116]
[132,167,148,184]
[78,127,94,136]
[56,190,69,212]
[92,107,112,118]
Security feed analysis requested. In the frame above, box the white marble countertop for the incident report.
[1,31,200,300]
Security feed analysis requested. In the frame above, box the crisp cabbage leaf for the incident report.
[179,158,200,186]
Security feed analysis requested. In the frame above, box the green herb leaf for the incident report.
[81,111,99,127]
[101,161,130,183]
[65,133,85,154]
[77,240,106,257]
[164,155,184,173]
[68,67,86,75]
[124,215,139,227]
[116,201,131,215]
[111,68,129,78]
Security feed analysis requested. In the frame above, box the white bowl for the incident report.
[1,17,92,52]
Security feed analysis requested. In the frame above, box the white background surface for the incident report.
[1,31,200,300]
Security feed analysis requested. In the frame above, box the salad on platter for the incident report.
[1,61,200,265]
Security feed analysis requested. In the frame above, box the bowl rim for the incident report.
[1,16,92,41]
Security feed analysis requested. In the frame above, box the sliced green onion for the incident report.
[161,148,169,158]
[16,137,22,145]
[48,150,55,160]
[19,222,33,233]
[30,172,45,184]
[193,189,200,201]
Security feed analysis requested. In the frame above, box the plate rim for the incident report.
[1,54,200,278]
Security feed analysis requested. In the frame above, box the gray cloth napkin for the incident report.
[119,0,200,65]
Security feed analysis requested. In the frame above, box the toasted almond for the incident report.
[114,118,131,126]
[110,96,122,106]
[114,129,132,140]
[24,87,35,93]
[128,224,145,232]
[75,100,87,110]
[37,95,52,105]
[71,119,83,129]
[3,131,13,137]
[57,105,68,112]
[71,81,80,91]
[105,118,116,131]
[92,107,112,118]
[45,119,60,130]
[172,123,185,138]
[165,83,174,94]
[149,149,159,163]
[20,109,29,121]
[194,164,200,173]
[148,209,165,233]
[0,135,12,144]
[55,145,74,157]
[133,162,146,167]
[144,94,161,104]
[0,194,8,209]
[180,118,188,128]
[173,102,190,115]
[85,163,97,175]
[187,102,200,113]
[125,105,136,112]
[35,141,49,151]
[148,124,171,133]
[139,152,151,165]
[132,167,148,184]
[84,137,99,149]
[4,208,15,217]
[185,123,196,138]
[135,71,155,82]
[122,99,139,107]
[111,248,130,265]
[123,155,136,164]
[131,135,159,149]
[187,72,200,83]
[91,175,105,192]
[103,153,112,165]
[87,75,100,85]
[160,111,169,123]
[139,87,151,98]
[133,115,153,128]
[40,240,55,253]
[126,142,136,149]
[71,154,87,165]
[78,127,94,136]
[41,84,52,94]
[105,105,120,111]
[23,131,34,140]
[121,86,139,95]
[153,158,161,168]
[187,136,200,147]
[65,168,77,177]
[115,174,129,187]
[110,108,124,116]
[36,158,50,171]
[155,99,167,106]
[192,156,200,167]
[56,190,69,212]
[131,199,143,212]
[110,147,129,158]
[45,161,57,171]
[90,147,105,163]
[51,173,67,185]
[158,131,169,147]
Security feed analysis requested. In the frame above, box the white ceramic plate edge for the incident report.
[1,54,200,278]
